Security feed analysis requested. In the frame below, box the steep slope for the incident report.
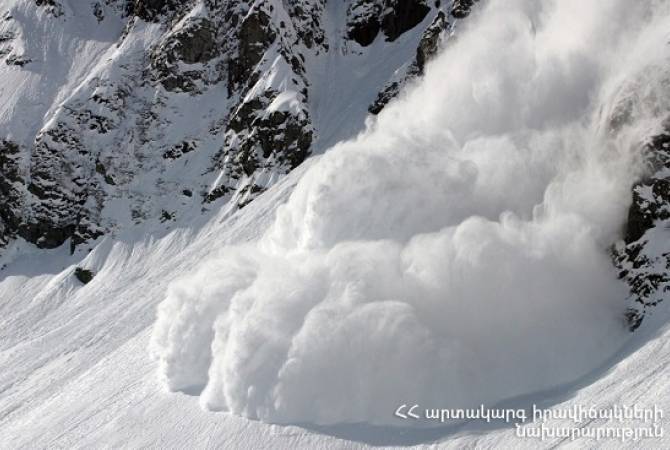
[0,162,669,449]
[2,0,670,448]
[0,0,477,254]
[147,0,670,427]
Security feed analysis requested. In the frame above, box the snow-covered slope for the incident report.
[1,166,670,449]
[3,0,670,448]
[0,153,669,448]
[0,0,468,252]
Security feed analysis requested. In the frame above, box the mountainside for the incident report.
[0,0,476,253]
[3,0,670,448]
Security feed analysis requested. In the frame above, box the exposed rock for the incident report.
[151,18,219,92]
[0,0,479,254]
[451,0,479,19]
[163,141,196,160]
[380,0,431,42]
[160,209,174,222]
[346,0,431,46]
[285,0,327,50]
[92,2,104,22]
[173,20,217,64]
[369,82,401,115]
[20,122,104,251]
[0,140,23,247]
[34,0,64,17]
[0,31,14,43]
[203,184,231,204]
[95,160,116,185]
[69,109,115,134]
[370,11,451,114]
[5,54,32,67]
[74,267,94,284]
[131,0,180,22]
[415,11,448,72]
[228,8,277,92]
[206,90,312,206]
[346,1,383,47]
[614,128,670,330]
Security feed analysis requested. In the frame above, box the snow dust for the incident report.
[151,0,670,426]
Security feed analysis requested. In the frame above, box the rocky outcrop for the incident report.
[207,90,313,207]
[370,10,452,114]
[0,139,22,247]
[346,1,383,47]
[151,17,219,92]
[131,0,182,22]
[74,267,95,284]
[451,0,479,19]
[5,54,31,67]
[345,0,431,47]
[614,128,670,330]
[380,0,431,42]
[0,0,479,254]
[228,8,277,93]
[415,11,448,72]
[284,0,327,50]
[22,122,102,250]
[34,0,64,17]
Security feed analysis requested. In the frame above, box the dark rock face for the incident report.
[151,18,219,92]
[370,11,451,114]
[369,80,400,115]
[415,11,447,72]
[132,0,180,22]
[74,267,94,284]
[0,28,13,62]
[624,133,670,243]
[208,90,313,207]
[451,0,479,19]
[368,0,483,115]
[285,0,327,50]
[614,128,670,330]
[34,0,65,16]
[163,141,197,160]
[0,140,23,247]
[346,1,383,47]
[0,0,481,254]
[380,0,431,42]
[0,31,14,43]
[5,54,32,67]
[229,9,277,92]
[168,19,217,65]
[21,124,101,250]
[346,0,430,47]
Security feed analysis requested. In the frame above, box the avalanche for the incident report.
[151,0,670,428]
[3,0,670,448]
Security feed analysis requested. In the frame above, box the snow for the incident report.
[0,0,125,145]
[1,162,669,448]
[151,0,670,427]
[3,0,670,448]
[267,91,302,114]
[307,0,435,152]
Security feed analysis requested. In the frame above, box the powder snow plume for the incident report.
[150,0,670,426]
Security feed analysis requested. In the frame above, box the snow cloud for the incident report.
[150,0,670,426]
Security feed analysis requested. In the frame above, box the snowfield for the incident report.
[1,162,670,449]
[2,0,670,448]
[150,0,670,429]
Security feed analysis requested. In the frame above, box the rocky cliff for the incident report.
[0,0,478,254]
[1,0,668,330]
